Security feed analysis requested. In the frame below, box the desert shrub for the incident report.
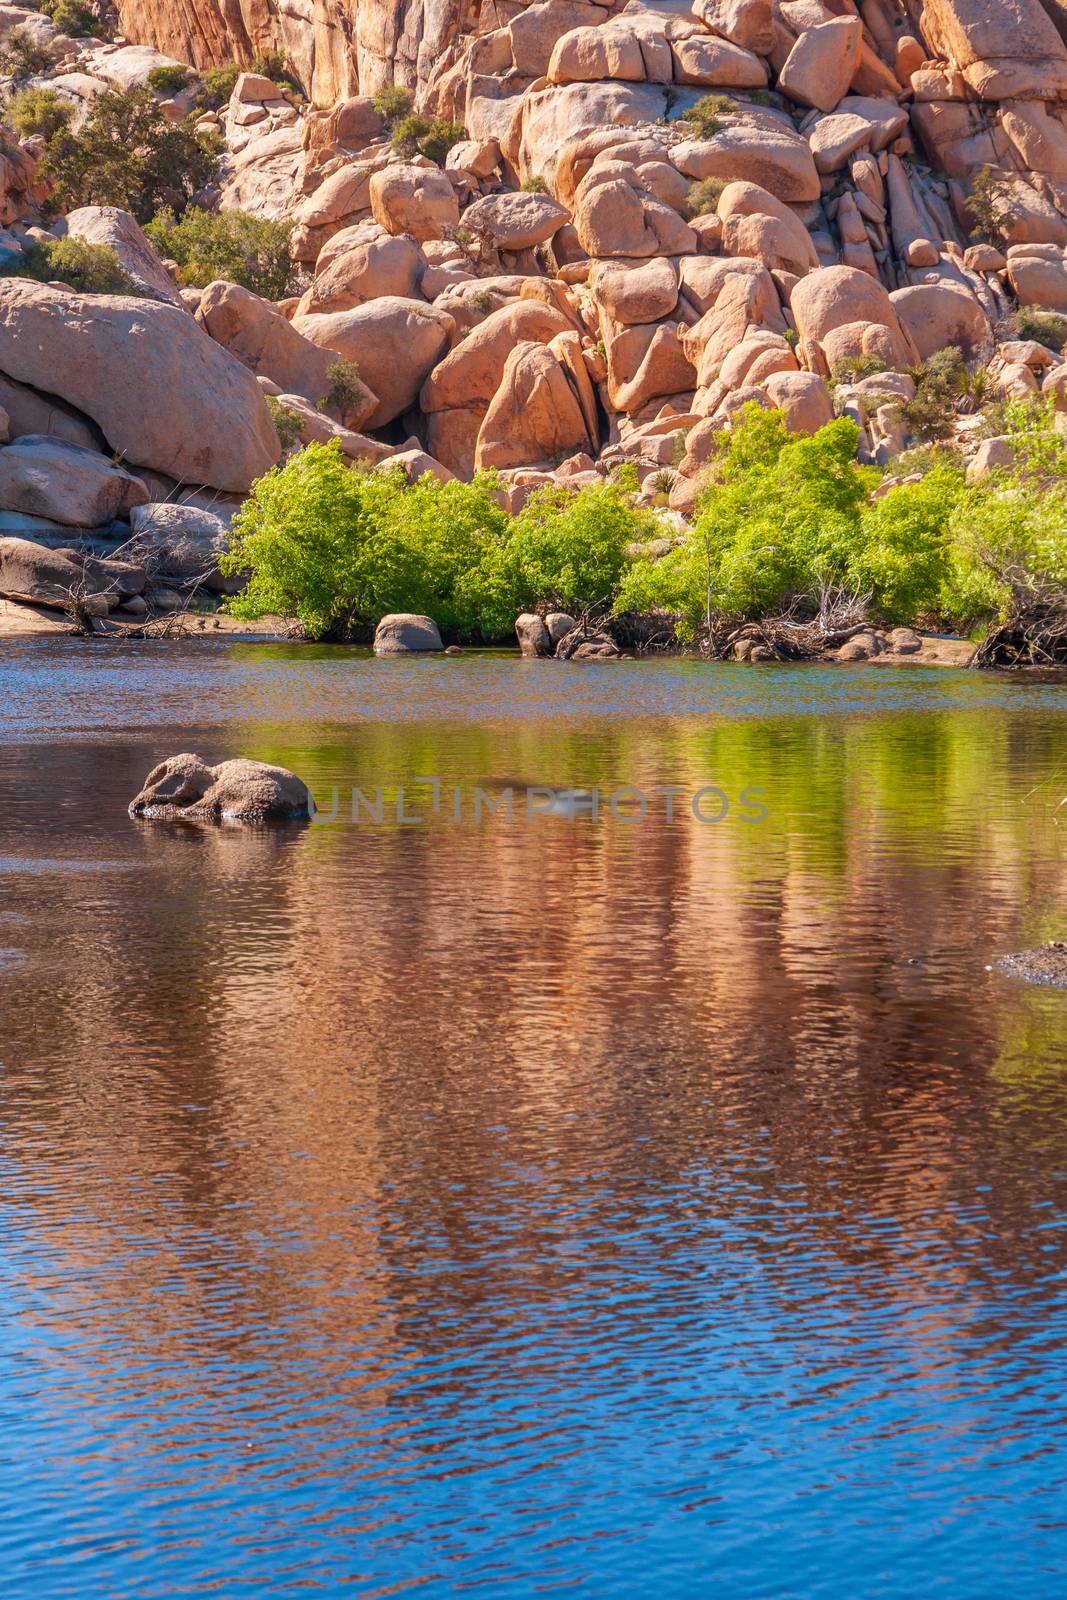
[147,65,192,96]
[391,113,465,164]
[682,93,737,137]
[322,359,366,416]
[685,176,725,218]
[222,443,516,640]
[267,398,305,452]
[0,27,55,81]
[0,234,131,294]
[853,462,983,622]
[146,206,293,298]
[372,82,413,127]
[830,353,889,385]
[4,86,72,141]
[1003,306,1067,354]
[521,175,548,194]
[43,0,100,35]
[44,86,219,222]
[193,65,240,112]
[249,49,301,93]
[896,346,973,443]
[967,165,1011,244]
[505,479,660,615]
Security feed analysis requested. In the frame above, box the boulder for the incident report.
[919,0,1067,100]
[889,282,991,361]
[670,36,768,88]
[0,436,148,528]
[300,228,423,314]
[574,168,696,258]
[294,297,455,427]
[693,0,773,53]
[57,207,184,307]
[516,613,553,656]
[476,341,593,470]
[129,754,311,822]
[545,611,577,644]
[0,536,110,610]
[548,25,646,84]
[196,280,354,414]
[369,163,460,243]
[463,191,571,251]
[0,281,280,493]
[374,613,445,654]
[789,266,919,367]
[762,370,834,433]
[778,18,864,112]
[591,257,679,324]
[671,123,820,204]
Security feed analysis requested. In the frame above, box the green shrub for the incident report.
[968,165,1011,244]
[267,398,305,453]
[506,479,659,614]
[222,442,515,641]
[391,113,465,165]
[4,86,73,141]
[249,49,301,93]
[1004,306,1067,354]
[830,353,890,385]
[43,0,100,36]
[146,206,293,299]
[372,82,413,127]
[685,176,725,218]
[0,234,132,295]
[44,86,219,222]
[193,65,240,112]
[322,359,366,417]
[0,27,56,81]
[681,94,737,137]
[521,175,548,194]
[147,65,192,96]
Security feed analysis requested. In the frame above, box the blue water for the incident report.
[1,639,1066,1597]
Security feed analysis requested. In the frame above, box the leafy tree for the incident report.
[146,206,294,299]
[4,86,72,141]
[193,65,240,112]
[44,86,219,223]
[391,114,466,165]
[0,235,132,295]
[0,27,56,82]
[147,65,192,96]
[44,0,100,35]
[506,480,659,614]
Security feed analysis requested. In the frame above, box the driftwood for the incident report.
[973,574,1067,668]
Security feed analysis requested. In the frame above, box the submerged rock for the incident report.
[129,753,311,823]
[996,944,1067,989]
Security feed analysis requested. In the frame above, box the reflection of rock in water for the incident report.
[0,948,25,969]
[997,945,1067,989]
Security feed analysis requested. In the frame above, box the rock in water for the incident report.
[130,753,311,823]
[373,614,444,654]
[996,945,1067,989]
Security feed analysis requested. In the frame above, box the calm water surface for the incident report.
[1,639,1066,1597]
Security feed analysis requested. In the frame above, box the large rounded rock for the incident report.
[672,123,820,204]
[129,754,311,823]
[196,281,348,413]
[789,266,919,366]
[0,436,148,528]
[476,342,593,470]
[778,17,864,112]
[369,163,460,243]
[299,229,424,314]
[57,207,184,307]
[374,613,445,654]
[462,191,571,251]
[889,282,992,362]
[294,297,455,427]
[0,281,280,493]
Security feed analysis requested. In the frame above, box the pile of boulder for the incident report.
[0,0,1067,631]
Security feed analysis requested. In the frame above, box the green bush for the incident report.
[322,359,366,417]
[222,443,515,641]
[0,27,56,81]
[0,234,132,295]
[685,176,725,218]
[506,480,659,615]
[146,206,293,299]
[249,50,301,93]
[267,398,305,453]
[391,113,466,165]
[45,0,100,35]
[521,175,548,194]
[1005,307,1067,354]
[830,353,889,385]
[193,65,240,112]
[4,86,73,141]
[681,94,737,137]
[147,65,192,96]
[372,82,413,127]
[44,86,219,223]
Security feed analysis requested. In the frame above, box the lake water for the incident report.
[1,639,1066,1597]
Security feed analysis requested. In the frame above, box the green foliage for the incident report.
[521,175,548,194]
[147,65,192,95]
[4,86,72,141]
[682,93,737,137]
[896,346,982,443]
[146,206,294,299]
[0,234,132,294]
[372,82,414,128]
[44,86,219,223]
[685,176,725,218]
[0,27,56,81]
[1002,306,1067,354]
[43,0,101,36]
[249,50,301,93]
[266,398,305,452]
[223,444,660,640]
[830,353,889,385]
[323,359,366,417]
[222,443,514,640]
[505,480,659,614]
[391,113,465,165]
[968,165,1010,244]
[193,65,240,112]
